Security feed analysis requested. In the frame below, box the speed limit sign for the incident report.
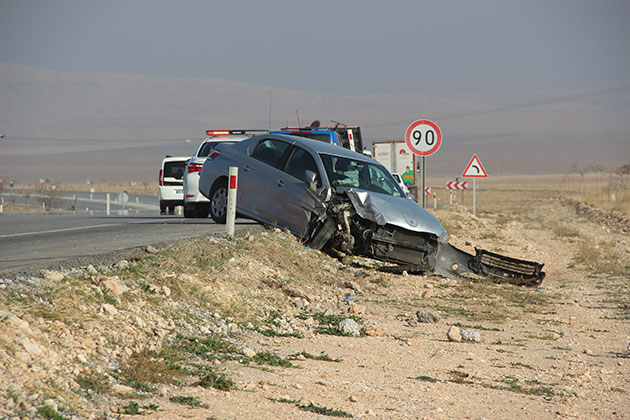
[404,119,442,157]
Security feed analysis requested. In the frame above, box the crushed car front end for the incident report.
[304,186,545,286]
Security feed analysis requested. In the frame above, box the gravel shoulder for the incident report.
[1,198,628,420]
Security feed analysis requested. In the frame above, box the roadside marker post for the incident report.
[226,166,238,238]
[405,120,442,208]
[461,154,488,216]
[106,193,110,216]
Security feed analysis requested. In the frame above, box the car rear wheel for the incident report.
[183,205,197,218]
[209,180,228,224]
[196,204,209,219]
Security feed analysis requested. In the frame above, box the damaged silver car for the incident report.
[199,134,544,286]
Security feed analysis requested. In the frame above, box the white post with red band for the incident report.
[226,167,238,238]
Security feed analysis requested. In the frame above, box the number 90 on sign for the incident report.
[404,119,442,157]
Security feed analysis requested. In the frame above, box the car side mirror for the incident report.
[305,170,318,191]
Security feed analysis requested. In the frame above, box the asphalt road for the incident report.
[0,211,263,276]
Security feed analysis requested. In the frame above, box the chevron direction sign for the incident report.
[446,181,468,190]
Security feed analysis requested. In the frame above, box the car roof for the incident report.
[162,156,190,162]
[202,135,251,143]
[259,134,376,163]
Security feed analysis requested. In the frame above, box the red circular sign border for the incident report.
[405,119,442,157]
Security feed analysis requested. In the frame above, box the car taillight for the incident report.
[159,169,163,186]
[187,163,203,173]
[208,151,221,160]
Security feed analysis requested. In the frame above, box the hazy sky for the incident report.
[1,0,629,96]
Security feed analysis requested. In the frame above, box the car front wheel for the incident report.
[209,180,228,224]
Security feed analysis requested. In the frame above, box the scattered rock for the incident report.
[43,399,58,412]
[19,337,43,357]
[242,347,257,358]
[349,395,358,402]
[115,260,129,270]
[407,318,418,327]
[416,310,440,324]
[362,325,389,337]
[0,310,32,333]
[112,384,135,395]
[338,318,360,336]
[86,264,98,275]
[293,297,310,311]
[460,329,481,342]
[344,280,363,294]
[133,315,147,329]
[162,285,171,297]
[146,245,159,254]
[283,286,310,301]
[347,303,364,315]
[43,271,65,282]
[101,304,118,316]
[103,276,128,296]
[447,326,462,342]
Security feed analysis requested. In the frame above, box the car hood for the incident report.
[345,189,447,238]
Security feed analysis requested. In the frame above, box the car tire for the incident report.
[196,204,209,219]
[183,205,197,218]
[209,180,228,224]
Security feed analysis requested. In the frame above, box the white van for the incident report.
[159,156,188,215]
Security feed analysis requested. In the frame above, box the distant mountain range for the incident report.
[1,62,628,183]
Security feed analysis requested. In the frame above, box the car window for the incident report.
[198,141,236,157]
[292,132,335,144]
[320,154,404,197]
[164,161,186,179]
[283,146,321,186]
[251,138,291,168]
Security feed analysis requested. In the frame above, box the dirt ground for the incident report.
[1,195,629,420]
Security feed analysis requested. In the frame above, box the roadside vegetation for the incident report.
[1,174,629,419]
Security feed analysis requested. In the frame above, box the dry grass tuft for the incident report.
[574,239,628,276]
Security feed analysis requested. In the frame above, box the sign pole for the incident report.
[421,156,426,208]
[473,178,477,216]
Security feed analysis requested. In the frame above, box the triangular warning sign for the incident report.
[462,154,488,178]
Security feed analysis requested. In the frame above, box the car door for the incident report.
[237,137,292,223]
[272,145,325,235]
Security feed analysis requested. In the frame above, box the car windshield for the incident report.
[198,141,237,157]
[320,154,404,198]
